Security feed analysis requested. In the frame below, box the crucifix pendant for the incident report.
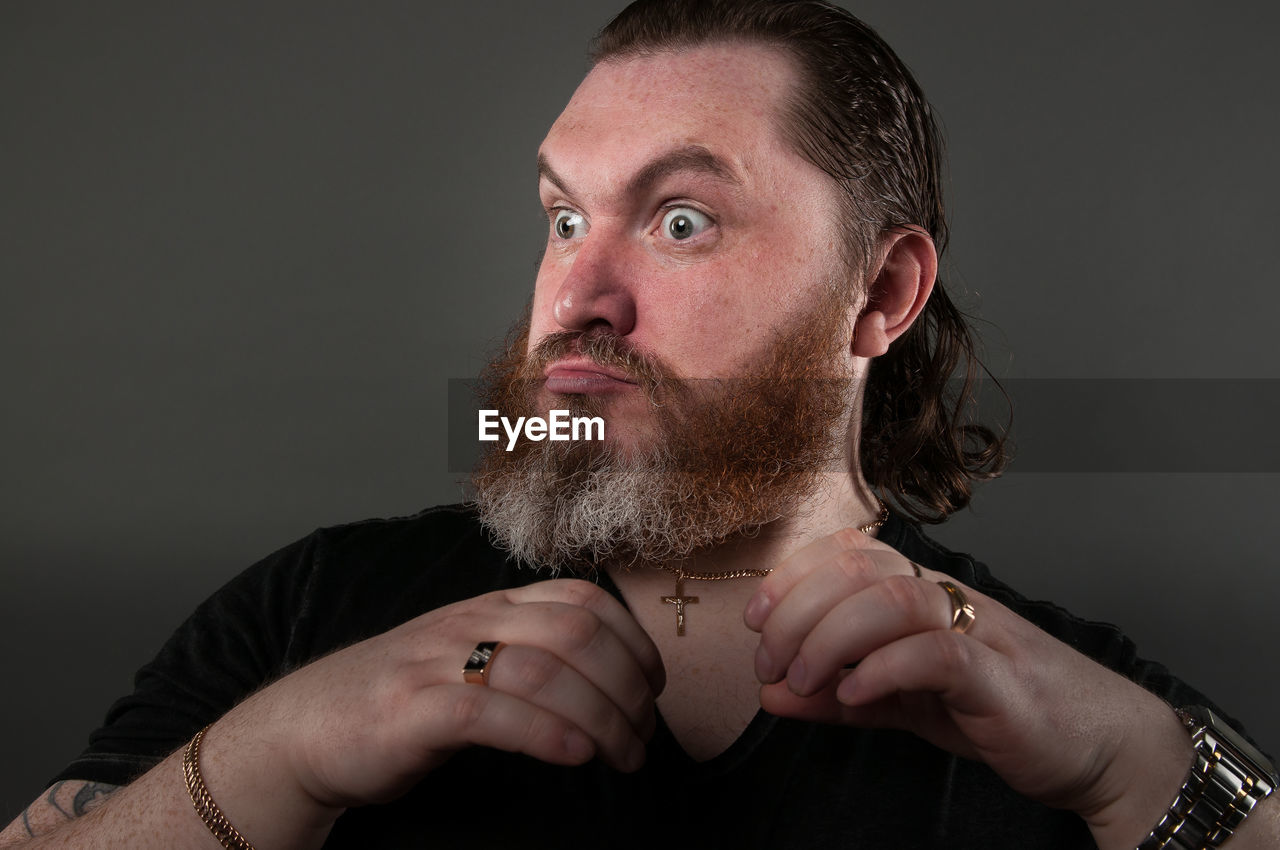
[661,569,699,636]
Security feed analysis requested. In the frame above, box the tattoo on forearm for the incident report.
[70,782,116,816]
[15,781,120,837]
[43,781,71,819]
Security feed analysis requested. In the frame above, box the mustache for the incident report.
[523,330,670,394]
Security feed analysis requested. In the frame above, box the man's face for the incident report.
[471,43,862,571]
[529,43,855,447]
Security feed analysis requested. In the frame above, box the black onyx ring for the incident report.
[462,641,508,685]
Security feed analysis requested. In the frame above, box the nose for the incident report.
[551,236,637,336]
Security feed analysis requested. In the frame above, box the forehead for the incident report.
[539,43,806,189]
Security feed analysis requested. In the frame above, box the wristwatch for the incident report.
[1137,705,1278,849]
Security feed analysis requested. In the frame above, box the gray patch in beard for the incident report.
[470,441,705,575]
[469,281,858,574]
[471,373,854,573]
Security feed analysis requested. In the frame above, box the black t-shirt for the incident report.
[51,505,1242,848]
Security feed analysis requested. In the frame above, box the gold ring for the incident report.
[462,641,508,685]
[936,581,976,634]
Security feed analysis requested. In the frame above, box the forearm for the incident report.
[3,722,343,850]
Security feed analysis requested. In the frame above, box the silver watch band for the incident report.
[1137,706,1277,850]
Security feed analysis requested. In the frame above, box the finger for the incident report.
[483,644,647,771]
[783,574,971,697]
[760,677,920,728]
[744,528,864,632]
[475,601,657,740]
[759,682,983,761]
[762,676,908,725]
[836,629,1008,718]
[507,579,666,696]
[424,684,601,770]
[752,543,907,684]
[745,525,908,632]
[758,678,848,725]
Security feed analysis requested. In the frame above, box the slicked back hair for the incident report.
[592,0,1007,523]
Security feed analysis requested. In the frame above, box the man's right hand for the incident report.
[1,579,663,848]
[218,577,664,812]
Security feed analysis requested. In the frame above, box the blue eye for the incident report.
[553,210,588,240]
[661,207,711,240]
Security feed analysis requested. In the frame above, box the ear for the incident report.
[852,228,936,358]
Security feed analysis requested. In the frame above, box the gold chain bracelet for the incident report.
[182,725,258,850]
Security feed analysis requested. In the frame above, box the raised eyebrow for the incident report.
[536,144,742,201]
[625,145,741,195]
[537,152,572,199]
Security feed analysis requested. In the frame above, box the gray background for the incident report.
[3,1,1277,819]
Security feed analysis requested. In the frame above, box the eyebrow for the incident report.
[537,144,742,200]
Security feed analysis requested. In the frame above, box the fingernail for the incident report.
[836,673,858,704]
[744,592,771,629]
[564,729,594,761]
[787,656,808,694]
[755,643,777,682]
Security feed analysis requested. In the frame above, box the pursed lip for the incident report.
[543,358,638,394]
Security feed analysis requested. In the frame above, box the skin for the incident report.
[4,42,1277,850]
[0,580,663,849]
[532,45,868,456]
[533,48,852,373]
[532,42,1280,850]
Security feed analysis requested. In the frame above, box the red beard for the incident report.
[470,290,857,573]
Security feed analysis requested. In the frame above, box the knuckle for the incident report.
[623,678,655,719]
[432,609,471,641]
[833,526,862,550]
[554,578,609,608]
[558,606,606,653]
[585,695,626,739]
[523,708,570,752]
[507,647,562,696]
[862,645,896,681]
[449,687,490,732]
[878,573,931,616]
[833,549,875,582]
[929,629,972,670]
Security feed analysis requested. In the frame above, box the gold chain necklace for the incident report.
[660,499,889,636]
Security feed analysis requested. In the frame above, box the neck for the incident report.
[601,465,884,759]
[612,464,883,582]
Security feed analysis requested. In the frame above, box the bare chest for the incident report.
[656,643,763,761]
[611,572,766,762]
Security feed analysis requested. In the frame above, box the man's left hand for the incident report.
[742,527,1195,850]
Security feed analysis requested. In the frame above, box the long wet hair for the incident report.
[592,0,1008,523]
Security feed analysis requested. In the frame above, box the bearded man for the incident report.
[4,1,1276,849]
